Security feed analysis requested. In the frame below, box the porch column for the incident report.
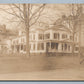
[58,43,62,52]
[14,45,16,53]
[50,42,51,50]
[19,44,21,53]
[35,42,38,52]
[60,33,62,40]
[44,42,46,52]
[50,31,53,39]
[22,44,24,53]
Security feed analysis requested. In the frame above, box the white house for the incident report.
[10,25,79,56]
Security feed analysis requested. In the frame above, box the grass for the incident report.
[0,53,81,74]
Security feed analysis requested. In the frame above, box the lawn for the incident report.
[0,54,80,74]
[0,54,84,80]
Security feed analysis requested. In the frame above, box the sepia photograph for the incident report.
[0,4,84,80]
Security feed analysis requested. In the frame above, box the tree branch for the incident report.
[29,4,46,21]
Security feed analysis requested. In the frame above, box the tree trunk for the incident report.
[26,26,30,56]
[23,4,30,57]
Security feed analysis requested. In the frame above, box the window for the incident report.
[41,43,44,50]
[21,38,25,43]
[75,47,79,51]
[23,38,25,42]
[64,44,67,50]
[16,45,19,52]
[75,36,77,41]
[51,43,55,49]
[54,33,60,39]
[33,44,35,50]
[62,44,64,51]
[56,43,58,50]
[47,42,50,47]
[62,43,67,51]
[29,44,31,50]
[33,34,35,40]
[11,45,14,50]
[68,45,70,51]
[45,33,50,39]
[37,43,40,50]
[24,45,26,51]
[62,34,67,39]
[16,40,18,44]
[51,42,59,50]
[54,33,58,39]
[37,43,44,50]
[21,45,23,50]
[38,34,43,40]
[70,36,73,40]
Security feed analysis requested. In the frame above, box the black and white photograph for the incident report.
[0,4,84,80]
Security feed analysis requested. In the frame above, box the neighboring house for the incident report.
[0,24,18,54]
[0,40,9,54]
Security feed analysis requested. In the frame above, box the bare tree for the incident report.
[55,4,83,63]
[0,4,46,56]
[65,4,83,64]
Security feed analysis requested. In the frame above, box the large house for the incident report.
[10,24,79,56]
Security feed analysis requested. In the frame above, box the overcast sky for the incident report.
[0,4,70,31]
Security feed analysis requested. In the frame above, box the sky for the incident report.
[0,4,70,31]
